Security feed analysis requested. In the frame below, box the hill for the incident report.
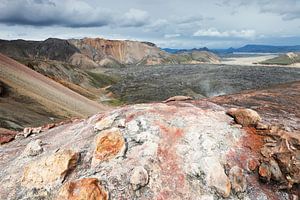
[0,38,220,68]
[259,52,300,65]
[0,53,108,130]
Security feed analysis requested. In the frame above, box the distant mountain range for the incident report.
[164,45,300,55]
[162,47,210,54]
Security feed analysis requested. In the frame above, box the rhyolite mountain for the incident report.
[0,37,220,68]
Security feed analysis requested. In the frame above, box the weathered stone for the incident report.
[32,127,42,134]
[247,158,259,172]
[94,114,118,131]
[23,139,43,156]
[42,123,55,131]
[130,166,149,190]
[92,128,125,165]
[22,150,79,188]
[199,157,231,198]
[259,162,271,182]
[56,178,108,200]
[23,127,33,137]
[162,95,193,103]
[256,122,269,130]
[227,108,261,127]
[269,158,284,181]
[0,128,17,145]
[229,166,247,193]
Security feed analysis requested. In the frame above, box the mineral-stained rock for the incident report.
[22,149,79,188]
[92,128,125,165]
[259,162,272,182]
[0,101,296,199]
[199,157,231,198]
[247,158,259,172]
[23,139,43,157]
[56,178,108,200]
[227,108,261,127]
[0,128,17,144]
[229,166,247,193]
[130,166,149,190]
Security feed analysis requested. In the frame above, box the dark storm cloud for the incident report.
[0,0,149,27]
[0,0,299,48]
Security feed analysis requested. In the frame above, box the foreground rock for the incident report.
[0,128,17,145]
[0,101,297,199]
[226,108,261,127]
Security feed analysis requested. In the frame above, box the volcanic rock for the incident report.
[227,108,261,127]
[229,166,247,193]
[130,166,149,190]
[92,128,126,166]
[0,128,17,145]
[56,178,108,200]
[162,95,193,103]
[23,139,43,157]
[22,149,79,188]
[0,101,297,199]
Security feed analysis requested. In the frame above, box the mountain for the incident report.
[0,38,220,68]
[162,47,210,54]
[0,53,108,130]
[213,44,300,54]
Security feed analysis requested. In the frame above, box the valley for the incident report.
[106,64,300,103]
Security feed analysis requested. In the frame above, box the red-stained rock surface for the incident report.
[210,81,300,131]
[0,91,299,199]
[0,128,17,145]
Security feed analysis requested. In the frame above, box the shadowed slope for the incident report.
[0,53,109,129]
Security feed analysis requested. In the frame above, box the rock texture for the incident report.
[0,128,17,145]
[0,100,296,199]
[56,178,108,200]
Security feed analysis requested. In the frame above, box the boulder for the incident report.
[56,178,108,200]
[23,139,43,157]
[229,166,247,193]
[92,128,126,166]
[130,166,149,190]
[227,108,261,127]
[22,150,79,188]
[199,157,231,198]
[162,95,193,103]
[0,128,17,145]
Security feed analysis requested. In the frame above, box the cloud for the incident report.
[258,0,300,20]
[164,34,181,38]
[193,28,256,38]
[120,9,150,27]
[0,0,150,28]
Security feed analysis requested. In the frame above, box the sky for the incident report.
[0,0,300,48]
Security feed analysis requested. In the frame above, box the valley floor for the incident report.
[106,64,300,104]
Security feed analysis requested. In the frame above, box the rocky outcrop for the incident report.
[1,100,298,199]
[226,108,261,127]
[69,38,168,66]
[0,128,17,145]
[0,38,79,62]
